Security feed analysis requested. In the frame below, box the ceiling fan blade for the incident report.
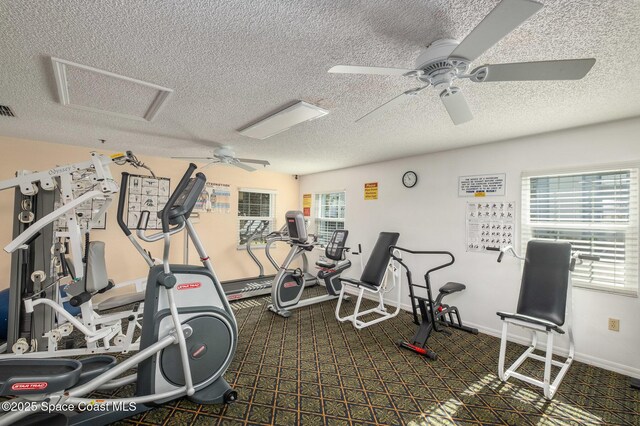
[440,88,473,125]
[171,156,215,161]
[356,86,429,123]
[233,162,257,172]
[199,160,220,170]
[449,0,543,62]
[472,58,596,82]
[329,65,418,76]
[236,158,271,166]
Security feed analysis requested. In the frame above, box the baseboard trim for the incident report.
[343,289,640,380]
[463,320,640,380]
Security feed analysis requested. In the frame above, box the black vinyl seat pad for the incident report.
[496,311,565,334]
[340,277,379,291]
[439,281,466,294]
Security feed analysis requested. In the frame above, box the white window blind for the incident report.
[521,166,639,296]
[237,190,276,246]
[314,192,346,245]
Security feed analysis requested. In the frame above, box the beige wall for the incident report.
[0,136,300,290]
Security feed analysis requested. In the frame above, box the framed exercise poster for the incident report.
[194,182,231,213]
[466,201,516,253]
[127,174,171,230]
[56,175,108,230]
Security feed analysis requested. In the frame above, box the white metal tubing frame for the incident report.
[0,297,143,358]
[497,318,574,399]
[335,259,401,329]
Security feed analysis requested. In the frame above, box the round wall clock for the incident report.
[402,171,418,188]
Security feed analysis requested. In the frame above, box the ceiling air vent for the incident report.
[0,105,16,117]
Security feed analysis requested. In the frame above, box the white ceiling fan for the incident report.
[172,147,270,172]
[329,0,596,125]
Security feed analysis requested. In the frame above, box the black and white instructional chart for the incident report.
[127,174,171,230]
[466,201,516,252]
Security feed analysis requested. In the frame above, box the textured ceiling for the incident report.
[1,0,639,174]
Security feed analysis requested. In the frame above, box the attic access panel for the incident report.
[51,57,173,122]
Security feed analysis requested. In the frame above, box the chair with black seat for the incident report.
[335,232,400,329]
[494,240,576,400]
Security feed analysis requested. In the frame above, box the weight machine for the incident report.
[0,152,151,357]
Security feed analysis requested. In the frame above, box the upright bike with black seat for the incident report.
[389,246,477,360]
[269,212,352,317]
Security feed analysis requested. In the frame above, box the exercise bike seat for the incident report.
[0,359,83,396]
[316,260,337,269]
[439,282,466,294]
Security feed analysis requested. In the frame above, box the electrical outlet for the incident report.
[608,318,620,332]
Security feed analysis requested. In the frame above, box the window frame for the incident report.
[521,163,639,297]
[237,188,276,249]
[314,191,346,246]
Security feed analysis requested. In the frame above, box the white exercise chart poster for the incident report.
[127,174,171,230]
[466,201,515,253]
[195,182,231,213]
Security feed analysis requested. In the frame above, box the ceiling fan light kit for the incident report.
[328,0,596,126]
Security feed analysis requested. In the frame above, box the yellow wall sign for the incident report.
[364,182,378,200]
[302,193,312,216]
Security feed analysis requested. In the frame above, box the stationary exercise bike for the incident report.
[0,164,238,425]
[268,211,352,318]
[389,246,477,360]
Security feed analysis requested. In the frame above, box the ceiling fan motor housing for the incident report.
[415,39,470,90]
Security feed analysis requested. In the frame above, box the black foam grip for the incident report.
[137,211,150,230]
[162,163,197,233]
[117,172,131,236]
[497,252,504,263]
[70,291,92,307]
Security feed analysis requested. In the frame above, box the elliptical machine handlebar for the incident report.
[118,172,132,237]
[161,163,197,232]
[136,210,187,242]
[117,172,155,267]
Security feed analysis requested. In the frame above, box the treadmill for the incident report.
[223,223,317,301]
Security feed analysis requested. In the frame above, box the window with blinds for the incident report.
[237,190,275,247]
[521,167,639,296]
[315,192,346,245]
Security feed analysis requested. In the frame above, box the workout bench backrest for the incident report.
[517,240,572,326]
[360,232,400,287]
[325,230,349,261]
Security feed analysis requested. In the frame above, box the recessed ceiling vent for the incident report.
[0,105,16,117]
[51,57,173,122]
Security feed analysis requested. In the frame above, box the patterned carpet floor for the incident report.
[104,287,640,426]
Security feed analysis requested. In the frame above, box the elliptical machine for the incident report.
[268,211,351,318]
[0,164,238,425]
